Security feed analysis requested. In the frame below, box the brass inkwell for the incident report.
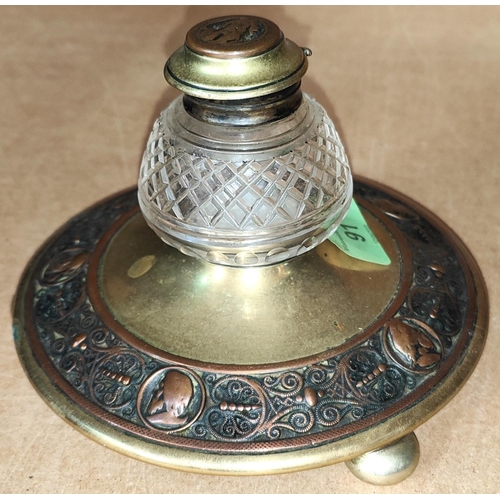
[13,16,488,485]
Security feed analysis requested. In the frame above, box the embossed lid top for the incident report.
[165,15,310,100]
[185,15,283,59]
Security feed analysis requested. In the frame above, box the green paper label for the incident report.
[329,199,391,266]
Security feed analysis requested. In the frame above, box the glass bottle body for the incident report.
[138,94,352,267]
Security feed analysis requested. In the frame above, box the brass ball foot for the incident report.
[345,432,420,485]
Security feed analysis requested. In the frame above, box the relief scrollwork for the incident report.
[261,373,317,438]
[205,376,266,441]
[90,350,146,410]
[263,372,303,402]
[300,351,406,430]
[59,349,88,389]
[85,327,121,352]
[200,373,321,440]
[409,287,462,336]
[414,262,447,288]
[263,405,315,438]
[75,303,100,332]
[195,351,408,442]
[345,349,406,404]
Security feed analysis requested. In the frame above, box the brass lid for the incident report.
[164,15,310,100]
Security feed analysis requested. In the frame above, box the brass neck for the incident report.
[182,82,302,127]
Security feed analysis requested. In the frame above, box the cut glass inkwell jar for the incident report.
[13,16,488,485]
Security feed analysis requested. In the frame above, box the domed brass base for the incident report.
[13,176,488,481]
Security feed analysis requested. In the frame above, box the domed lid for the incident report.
[164,15,310,100]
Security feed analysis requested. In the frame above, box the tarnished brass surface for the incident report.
[13,178,488,475]
[165,15,309,100]
[345,432,420,485]
[99,206,402,365]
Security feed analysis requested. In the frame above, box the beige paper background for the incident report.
[1,6,499,493]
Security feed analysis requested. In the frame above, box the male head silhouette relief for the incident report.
[147,371,193,427]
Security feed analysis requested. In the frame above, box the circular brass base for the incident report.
[13,177,488,477]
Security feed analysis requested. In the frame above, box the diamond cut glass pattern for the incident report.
[138,95,352,266]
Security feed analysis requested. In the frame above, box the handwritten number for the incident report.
[344,231,366,242]
[340,224,366,242]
